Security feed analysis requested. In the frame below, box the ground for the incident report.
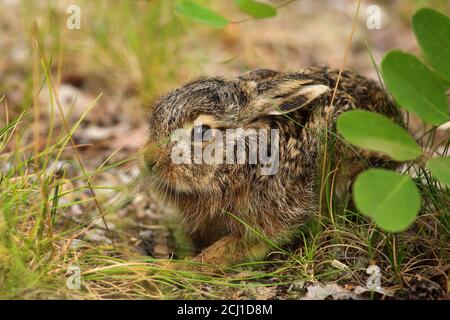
[0,0,449,299]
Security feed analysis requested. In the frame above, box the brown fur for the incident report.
[141,66,402,265]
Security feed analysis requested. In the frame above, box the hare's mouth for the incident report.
[146,172,182,200]
[146,164,193,196]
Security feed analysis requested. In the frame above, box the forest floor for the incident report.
[0,0,449,299]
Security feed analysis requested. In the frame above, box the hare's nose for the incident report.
[142,142,162,170]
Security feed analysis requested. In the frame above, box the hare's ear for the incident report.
[244,80,331,118]
[238,69,279,81]
[267,82,330,115]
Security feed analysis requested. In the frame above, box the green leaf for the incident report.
[234,0,277,19]
[413,8,450,84]
[353,169,421,232]
[175,0,229,28]
[336,110,421,161]
[381,50,449,126]
[426,156,450,187]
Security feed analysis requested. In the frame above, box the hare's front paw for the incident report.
[194,236,270,266]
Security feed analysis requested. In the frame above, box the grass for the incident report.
[0,0,449,300]
[1,107,447,299]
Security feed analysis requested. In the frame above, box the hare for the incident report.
[141,66,401,265]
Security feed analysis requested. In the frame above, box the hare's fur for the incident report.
[142,67,401,265]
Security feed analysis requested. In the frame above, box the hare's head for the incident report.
[142,69,330,198]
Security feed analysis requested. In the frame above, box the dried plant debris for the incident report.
[302,282,394,300]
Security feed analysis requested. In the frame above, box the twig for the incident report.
[318,0,362,218]
[34,27,109,232]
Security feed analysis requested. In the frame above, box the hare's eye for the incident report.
[192,124,212,142]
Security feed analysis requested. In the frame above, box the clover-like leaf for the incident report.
[175,0,229,28]
[353,169,421,232]
[381,50,449,126]
[234,0,277,19]
[336,110,421,161]
[413,8,450,84]
[426,156,450,187]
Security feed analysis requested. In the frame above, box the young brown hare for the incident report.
[141,67,401,266]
